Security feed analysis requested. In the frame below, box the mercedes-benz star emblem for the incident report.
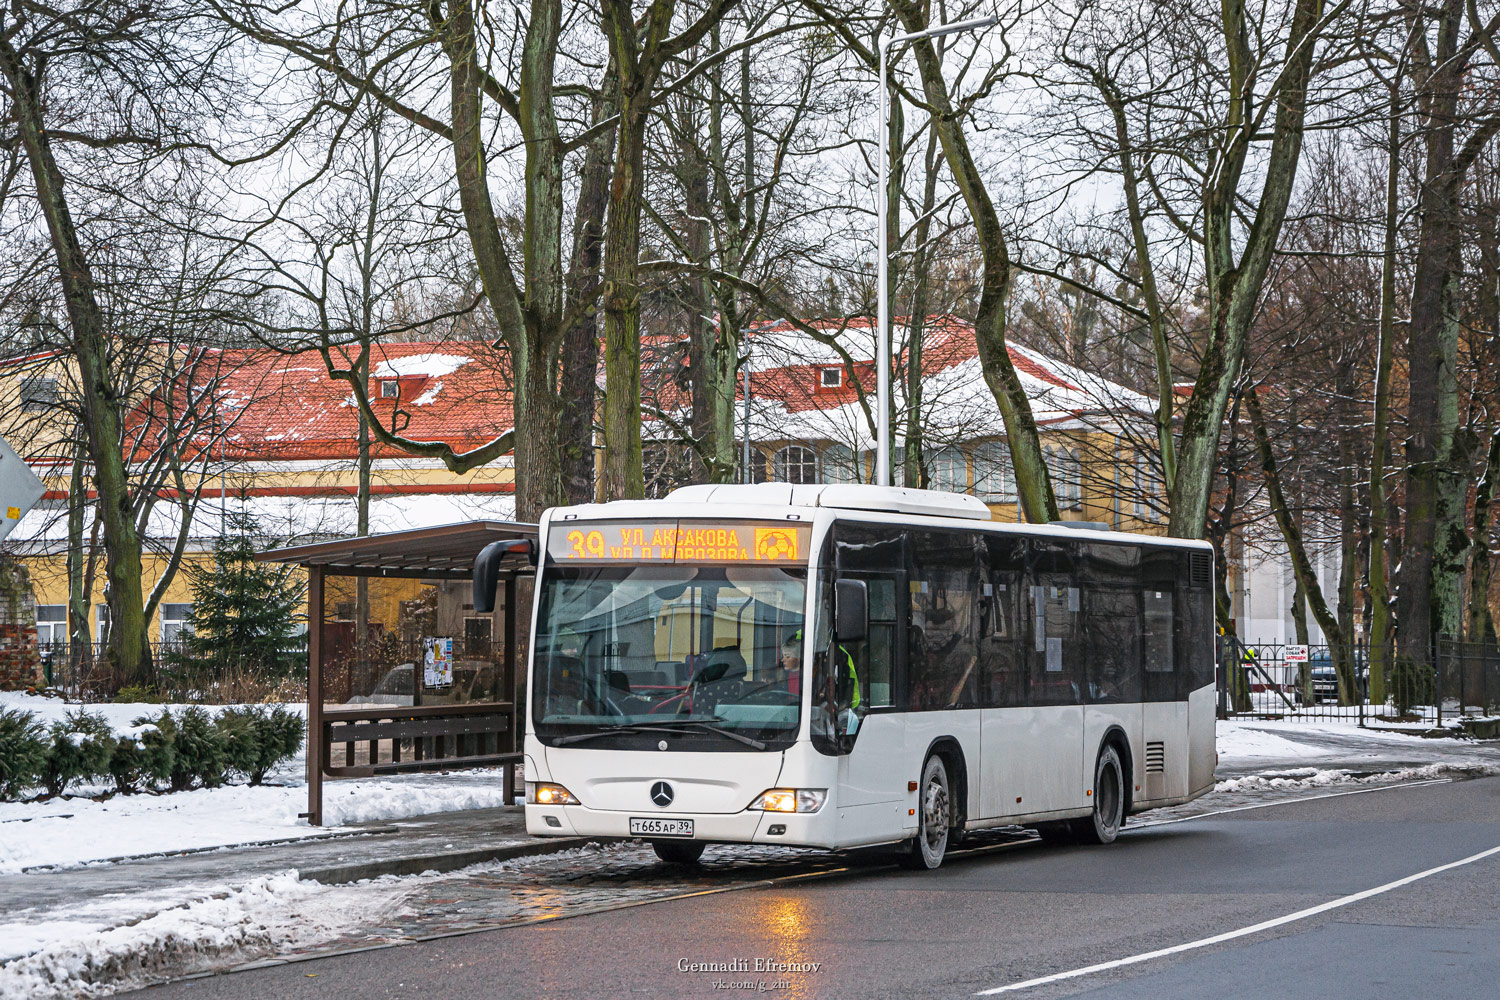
[650,781,674,807]
[658,740,669,751]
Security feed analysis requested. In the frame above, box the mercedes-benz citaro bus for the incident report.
[477,482,1216,870]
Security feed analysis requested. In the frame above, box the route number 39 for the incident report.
[567,530,606,559]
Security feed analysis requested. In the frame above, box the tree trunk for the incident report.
[1368,75,1402,707]
[893,1,1058,522]
[1247,390,1355,704]
[1467,429,1500,643]
[0,36,151,685]
[66,437,93,660]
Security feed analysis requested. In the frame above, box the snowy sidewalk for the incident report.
[0,806,540,917]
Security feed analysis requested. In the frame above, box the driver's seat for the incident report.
[691,645,746,686]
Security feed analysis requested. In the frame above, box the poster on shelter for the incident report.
[423,636,454,688]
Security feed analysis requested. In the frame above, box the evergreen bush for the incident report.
[0,708,47,799]
[111,718,176,793]
[42,710,116,797]
[166,706,226,790]
[216,705,306,784]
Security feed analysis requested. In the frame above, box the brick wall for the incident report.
[0,556,41,690]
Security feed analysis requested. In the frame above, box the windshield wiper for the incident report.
[551,720,766,750]
[642,719,767,750]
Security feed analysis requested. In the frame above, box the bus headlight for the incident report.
[528,782,579,806]
[749,788,826,813]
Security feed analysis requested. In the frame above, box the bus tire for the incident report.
[898,755,951,870]
[1071,744,1125,845]
[652,840,706,865]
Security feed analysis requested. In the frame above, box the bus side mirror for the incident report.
[473,538,535,613]
[834,579,868,643]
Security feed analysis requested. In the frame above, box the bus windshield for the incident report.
[533,564,806,750]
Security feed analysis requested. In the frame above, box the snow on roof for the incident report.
[646,316,1154,449]
[372,353,473,379]
[7,491,518,552]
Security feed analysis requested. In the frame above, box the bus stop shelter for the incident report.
[260,521,537,826]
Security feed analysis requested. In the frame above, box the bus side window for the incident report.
[1027,538,1082,706]
[979,572,1022,708]
[907,529,980,711]
[1084,543,1141,704]
[1142,548,1180,700]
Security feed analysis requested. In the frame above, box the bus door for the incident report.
[828,568,909,838]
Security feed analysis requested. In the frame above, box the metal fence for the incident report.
[1218,635,1500,724]
[39,641,308,704]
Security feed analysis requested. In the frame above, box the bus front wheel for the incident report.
[898,755,951,870]
[652,840,706,865]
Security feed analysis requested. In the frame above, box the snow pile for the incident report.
[319,776,513,826]
[1215,761,1500,795]
[0,872,406,999]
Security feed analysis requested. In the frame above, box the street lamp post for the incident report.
[875,15,998,488]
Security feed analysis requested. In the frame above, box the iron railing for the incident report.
[1218,635,1500,724]
[38,641,308,704]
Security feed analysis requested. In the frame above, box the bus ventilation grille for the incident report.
[1145,742,1166,773]
[1189,552,1212,588]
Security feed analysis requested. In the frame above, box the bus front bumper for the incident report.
[525,804,839,848]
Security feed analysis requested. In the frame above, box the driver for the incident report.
[784,629,860,713]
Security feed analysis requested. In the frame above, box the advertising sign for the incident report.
[423,636,454,688]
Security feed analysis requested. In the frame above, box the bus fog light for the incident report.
[750,788,825,813]
[528,782,579,806]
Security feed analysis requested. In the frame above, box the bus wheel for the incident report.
[1072,744,1125,845]
[899,755,951,870]
[652,840,706,865]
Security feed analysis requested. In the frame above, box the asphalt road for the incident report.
[135,775,1500,1000]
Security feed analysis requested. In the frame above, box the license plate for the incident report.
[630,817,694,838]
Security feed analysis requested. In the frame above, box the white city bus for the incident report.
[487,483,1215,869]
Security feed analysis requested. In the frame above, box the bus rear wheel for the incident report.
[898,755,951,870]
[1071,744,1125,845]
[652,840,706,865]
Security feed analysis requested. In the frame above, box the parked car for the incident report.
[1302,652,1368,704]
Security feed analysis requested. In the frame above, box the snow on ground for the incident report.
[0,693,513,874]
[1214,761,1500,795]
[0,871,411,999]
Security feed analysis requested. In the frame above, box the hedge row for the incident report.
[0,704,304,800]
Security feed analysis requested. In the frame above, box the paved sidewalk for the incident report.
[0,806,571,912]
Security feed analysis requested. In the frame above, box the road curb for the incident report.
[299,836,628,884]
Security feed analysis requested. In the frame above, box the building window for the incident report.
[1045,445,1083,510]
[21,377,57,412]
[1133,452,1153,519]
[925,447,968,493]
[96,604,110,644]
[380,380,400,398]
[35,605,66,646]
[772,444,819,484]
[973,441,1015,503]
[821,444,857,484]
[161,603,194,643]
[820,367,843,388]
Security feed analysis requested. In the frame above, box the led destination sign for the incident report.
[548,520,809,565]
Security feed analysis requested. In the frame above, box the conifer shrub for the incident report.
[216,705,305,785]
[166,706,226,790]
[111,719,176,793]
[42,710,116,797]
[0,708,47,799]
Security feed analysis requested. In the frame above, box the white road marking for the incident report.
[974,839,1500,995]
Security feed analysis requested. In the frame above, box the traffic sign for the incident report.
[0,434,45,544]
